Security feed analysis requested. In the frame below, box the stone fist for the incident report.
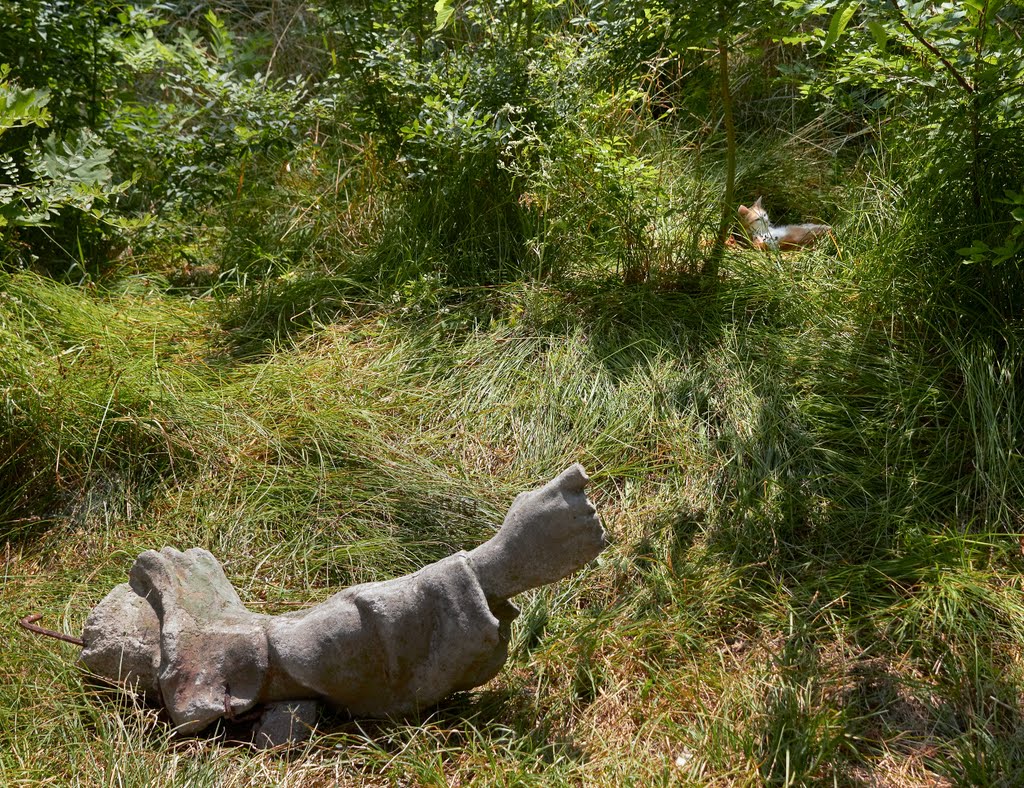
[469,463,607,600]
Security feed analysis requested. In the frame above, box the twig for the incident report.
[264,2,304,84]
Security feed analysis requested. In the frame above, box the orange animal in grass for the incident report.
[738,196,831,251]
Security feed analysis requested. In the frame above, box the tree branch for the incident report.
[886,0,974,94]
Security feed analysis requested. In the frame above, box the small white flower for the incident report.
[674,749,693,768]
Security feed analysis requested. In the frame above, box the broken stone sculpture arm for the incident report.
[77,464,607,744]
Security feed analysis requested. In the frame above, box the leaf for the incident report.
[32,132,113,188]
[958,240,990,264]
[866,20,888,52]
[0,82,51,132]
[204,10,233,61]
[824,2,859,49]
[434,0,455,31]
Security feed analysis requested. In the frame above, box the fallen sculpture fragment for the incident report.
[22,464,606,747]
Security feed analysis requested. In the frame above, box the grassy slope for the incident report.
[4,224,1024,787]
[2,75,1023,781]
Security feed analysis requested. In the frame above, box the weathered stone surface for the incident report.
[265,551,514,717]
[134,547,271,734]
[81,581,161,697]
[466,463,606,600]
[83,547,272,734]
[80,464,607,742]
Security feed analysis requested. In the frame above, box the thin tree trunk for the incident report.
[704,33,736,279]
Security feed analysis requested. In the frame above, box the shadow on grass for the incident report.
[70,679,587,771]
[317,687,587,765]
[745,560,1024,784]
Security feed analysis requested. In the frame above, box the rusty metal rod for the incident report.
[18,613,85,647]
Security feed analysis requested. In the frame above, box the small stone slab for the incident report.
[252,700,319,749]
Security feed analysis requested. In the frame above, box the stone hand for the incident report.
[469,464,607,600]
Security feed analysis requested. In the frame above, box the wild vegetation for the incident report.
[2,1,1024,784]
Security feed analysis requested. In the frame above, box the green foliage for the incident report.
[0,0,121,129]
[0,66,51,132]
[434,0,456,31]
[312,1,556,284]
[0,0,134,273]
[107,9,316,214]
[1,130,128,228]
[805,0,1024,316]
[959,189,1024,267]
[0,68,130,271]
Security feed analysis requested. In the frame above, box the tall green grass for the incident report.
[6,183,1024,782]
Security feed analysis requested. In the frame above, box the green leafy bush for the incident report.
[810,0,1024,320]
[106,10,315,214]
[0,67,130,273]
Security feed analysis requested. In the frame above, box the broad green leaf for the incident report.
[867,20,888,52]
[958,241,989,256]
[32,133,113,188]
[0,82,51,132]
[434,0,455,31]
[824,2,859,49]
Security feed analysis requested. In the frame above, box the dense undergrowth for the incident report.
[3,1,1024,785]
